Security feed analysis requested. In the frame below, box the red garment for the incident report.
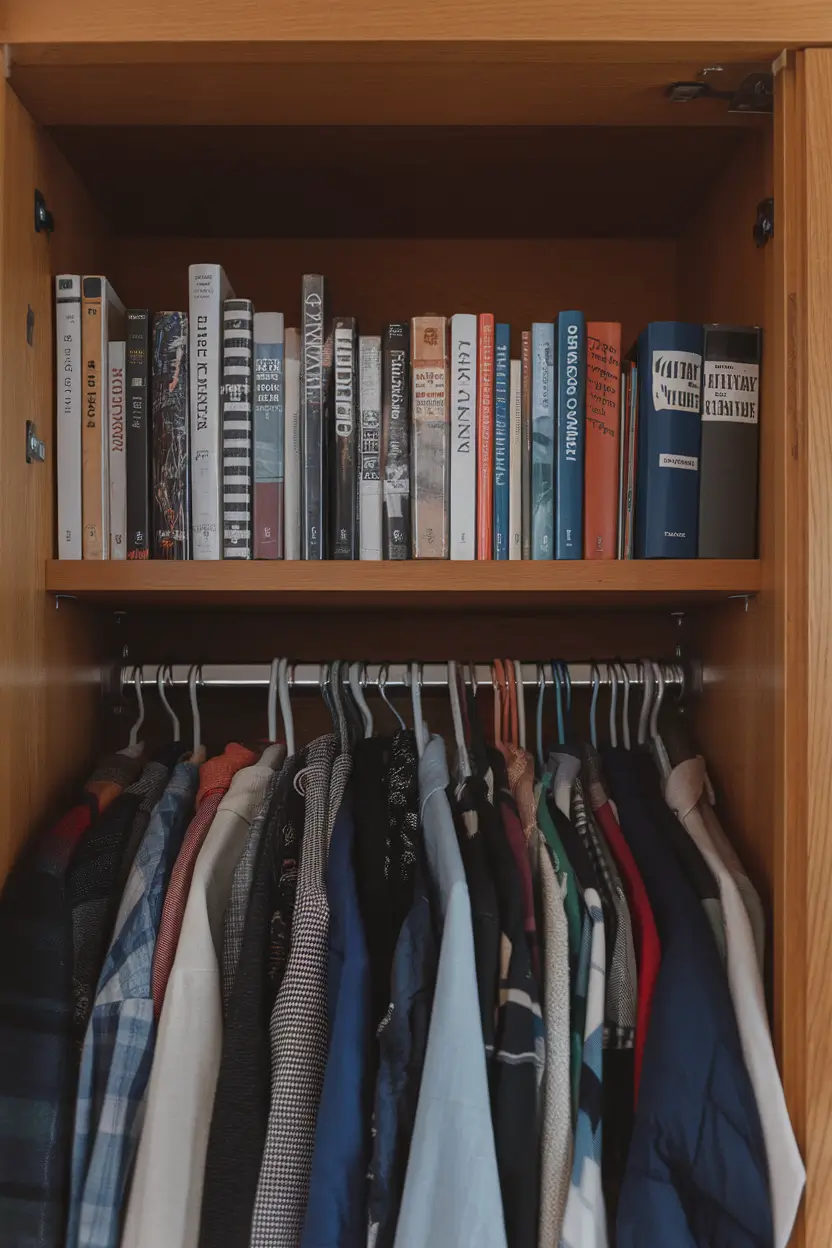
[498,783,541,980]
[594,798,661,1105]
[152,743,257,1016]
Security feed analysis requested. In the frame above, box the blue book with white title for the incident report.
[555,311,586,558]
[531,323,555,559]
[493,323,510,559]
[635,321,704,558]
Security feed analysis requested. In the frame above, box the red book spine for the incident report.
[477,313,494,559]
[584,322,622,559]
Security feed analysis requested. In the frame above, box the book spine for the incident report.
[450,314,477,560]
[301,275,327,559]
[531,322,555,559]
[493,323,510,560]
[411,315,449,559]
[623,363,638,559]
[616,367,628,560]
[359,336,383,560]
[81,277,108,560]
[698,324,762,558]
[126,310,151,559]
[332,317,358,559]
[189,264,232,559]
[108,341,127,559]
[509,359,523,559]
[381,322,411,560]
[556,311,586,559]
[222,299,254,558]
[253,312,284,559]
[521,330,532,560]
[584,322,622,559]
[152,311,190,559]
[284,328,302,560]
[55,275,82,559]
[476,314,495,558]
[635,321,704,558]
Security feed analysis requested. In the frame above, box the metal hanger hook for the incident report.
[378,662,406,731]
[156,663,180,740]
[188,664,202,756]
[129,665,145,748]
[608,661,619,749]
[589,661,601,750]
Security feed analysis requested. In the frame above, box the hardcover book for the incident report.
[332,316,358,560]
[222,299,254,558]
[284,328,302,560]
[493,323,510,559]
[359,336,383,561]
[253,312,284,559]
[584,322,622,559]
[81,276,125,559]
[476,314,495,559]
[381,322,411,560]
[411,315,450,559]
[189,263,234,559]
[635,321,704,559]
[555,311,586,559]
[531,322,555,559]
[55,275,82,559]
[450,314,477,560]
[126,310,151,559]
[622,362,639,559]
[108,340,127,559]
[301,274,327,559]
[698,324,762,558]
[509,358,523,560]
[521,330,532,560]
[152,311,190,560]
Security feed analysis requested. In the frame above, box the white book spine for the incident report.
[55,275,82,559]
[190,263,233,559]
[108,341,127,559]
[283,328,302,560]
[509,359,523,559]
[450,313,477,559]
[359,336,382,560]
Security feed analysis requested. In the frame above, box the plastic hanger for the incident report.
[617,660,632,751]
[608,661,618,749]
[589,662,601,750]
[129,665,145,748]
[410,661,426,758]
[514,659,526,750]
[378,662,407,730]
[268,658,280,744]
[330,660,349,754]
[319,663,336,731]
[278,658,295,757]
[637,658,655,747]
[349,661,374,739]
[536,663,547,772]
[551,661,565,746]
[156,664,180,739]
[506,660,519,747]
[448,660,472,780]
[188,664,202,756]
[650,660,673,779]
[492,661,504,749]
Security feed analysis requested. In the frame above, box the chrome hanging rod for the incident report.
[120,660,695,696]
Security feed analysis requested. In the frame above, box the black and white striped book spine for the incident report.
[222,298,254,558]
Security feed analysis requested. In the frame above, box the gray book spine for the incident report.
[301,275,327,559]
[253,312,284,559]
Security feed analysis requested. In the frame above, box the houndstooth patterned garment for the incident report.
[250,731,353,1247]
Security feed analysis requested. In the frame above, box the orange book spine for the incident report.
[477,314,494,559]
[584,322,622,559]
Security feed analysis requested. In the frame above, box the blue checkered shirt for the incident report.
[65,761,197,1248]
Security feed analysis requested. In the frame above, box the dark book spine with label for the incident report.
[253,312,284,559]
[635,321,704,559]
[152,311,190,559]
[556,310,586,558]
[301,274,327,559]
[381,322,411,560]
[698,324,762,558]
[222,299,254,558]
[126,309,150,558]
[331,316,358,559]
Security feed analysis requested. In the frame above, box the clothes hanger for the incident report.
[561,662,573,740]
[589,661,601,750]
[514,659,526,750]
[188,664,202,757]
[608,661,618,749]
[506,660,519,748]
[637,658,655,747]
[536,663,547,772]
[650,659,673,780]
[129,665,145,748]
[267,658,280,744]
[616,660,632,751]
[349,661,374,739]
[319,662,336,732]
[551,661,565,747]
[277,659,295,757]
[378,662,407,731]
[447,660,472,781]
[330,660,350,755]
[491,660,504,750]
[410,661,426,758]
[156,664,180,739]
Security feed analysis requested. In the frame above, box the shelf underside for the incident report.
[45,559,762,610]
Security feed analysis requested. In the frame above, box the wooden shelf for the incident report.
[45,559,762,610]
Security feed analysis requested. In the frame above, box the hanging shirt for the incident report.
[665,757,804,1248]
[0,748,142,1248]
[394,735,507,1248]
[66,759,198,1248]
[451,776,501,1062]
[122,750,281,1248]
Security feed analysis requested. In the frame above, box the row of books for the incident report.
[55,267,761,561]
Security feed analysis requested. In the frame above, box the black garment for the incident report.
[482,748,540,1248]
[199,752,304,1248]
[352,730,419,1035]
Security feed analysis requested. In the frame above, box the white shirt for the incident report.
[665,757,805,1248]
[121,757,277,1248]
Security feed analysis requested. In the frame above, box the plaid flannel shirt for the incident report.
[66,761,197,1248]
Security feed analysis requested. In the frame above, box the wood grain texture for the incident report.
[0,82,107,883]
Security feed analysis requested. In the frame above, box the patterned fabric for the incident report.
[0,750,140,1248]
[152,744,257,1016]
[251,734,352,1247]
[220,745,285,1014]
[496,749,540,980]
[113,745,186,899]
[66,761,198,1248]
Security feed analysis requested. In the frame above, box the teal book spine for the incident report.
[556,311,586,558]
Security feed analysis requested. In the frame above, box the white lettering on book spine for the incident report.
[702,360,760,423]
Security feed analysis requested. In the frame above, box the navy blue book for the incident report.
[493,323,510,559]
[555,311,586,558]
[635,321,704,558]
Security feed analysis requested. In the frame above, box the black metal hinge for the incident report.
[754,198,774,248]
[34,189,54,235]
[666,71,773,115]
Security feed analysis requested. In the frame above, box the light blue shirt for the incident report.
[394,736,507,1248]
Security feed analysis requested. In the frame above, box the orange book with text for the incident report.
[584,322,622,559]
[476,314,494,558]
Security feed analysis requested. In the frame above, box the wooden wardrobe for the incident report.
[1,4,831,1243]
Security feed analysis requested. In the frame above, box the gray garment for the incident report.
[251,734,352,1248]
